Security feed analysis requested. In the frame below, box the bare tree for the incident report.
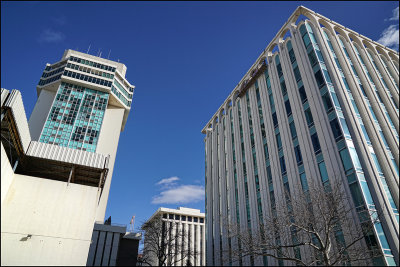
[139,214,198,266]
[225,180,384,266]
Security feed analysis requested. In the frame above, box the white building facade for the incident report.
[144,207,206,266]
[1,50,134,265]
[202,6,399,266]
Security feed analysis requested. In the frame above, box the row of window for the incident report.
[113,79,132,99]
[63,69,112,88]
[69,56,116,72]
[67,62,114,80]
[111,85,131,107]
[162,213,204,223]
[38,74,62,86]
[41,65,65,78]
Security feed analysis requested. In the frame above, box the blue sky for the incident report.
[1,1,399,231]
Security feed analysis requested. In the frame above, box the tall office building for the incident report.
[143,207,206,266]
[1,49,134,265]
[202,6,398,266]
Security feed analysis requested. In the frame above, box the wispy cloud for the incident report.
[152,184,204,204]
[52,15,67,26]
[38,29,65,43]
[378,25,399,50]
[156,176,180,186]
[386,6,399,21]
[378,6,399,50]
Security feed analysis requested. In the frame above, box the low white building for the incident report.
[143,207,205,266]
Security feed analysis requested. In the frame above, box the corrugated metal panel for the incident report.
[3,89,32,152]
[1,88,10,107]
[26,141,109,169]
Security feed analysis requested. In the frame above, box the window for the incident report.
[304,108,314,127]
[308,50,318,66]
[182,216,186,221]
[303,34,312,48]
[300,172,308,191]
[269,93,275,107]
[194,217,198,223]
[322,92,333,112]
[289,49,296,63]
[314,70,325,88]
[272,112,278,128]
[339,148,353,174]
[175,215,180,220]
[294,145,303,165]
[280,156,287,174]
[169,214,174,219]
[293,66,301,81]
[339,117,351,138]
[200,218,204,223]
[281,80,287,95]
[289,121,297,139]
[285,99,292,116]
[311,133,321,154]
[299,86,307,103]
[277,63,283,77]
[276,133,282,150]
[330,118,343,141]
[318,161,329,183]
[349,183,364,208]
[188,216,192,222]
[163,213,167,219]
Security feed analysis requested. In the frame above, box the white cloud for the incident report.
[38,29,65,43]
[388,6,399,21]
[156,176,180,186]
[152,185,204,204]
[377,24,399,50]
[378,7,399,50]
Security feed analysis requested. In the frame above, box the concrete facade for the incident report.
[202,6,399,266]
[1,50,134,265]
[143,207,206,266]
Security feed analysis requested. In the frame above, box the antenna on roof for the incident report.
[99,50,102,58]
[117,59,120,62]
[107,49,111,60]
[87,44,91,54]
[97,49,100,57]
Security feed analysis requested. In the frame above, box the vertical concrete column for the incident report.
[205,132,213,266]
[94,231,106,265]
[101,231,113,266]
[211,119,220,266]
[357,44,399,128]
[372,51,399,106]
[109,232,120,266]
[196,224,201,266]
[347,40,399,152]
[176,222,182,266]
[189,223,194,266]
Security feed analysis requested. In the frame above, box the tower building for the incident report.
[1,49,134,265]
[202,6,398,266]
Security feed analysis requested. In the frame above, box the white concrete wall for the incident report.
[28,89,56,141]
[1,174,99,266]
[95,105,124,221]
[1,143,14,205]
